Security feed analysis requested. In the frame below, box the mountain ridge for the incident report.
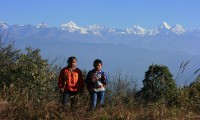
[1,21,196,36]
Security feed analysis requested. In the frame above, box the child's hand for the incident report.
[98,85,103,88]
[102,75,106,81]
[91,78,96,83]
[91,73,97,83]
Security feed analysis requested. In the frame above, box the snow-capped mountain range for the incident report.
[0,21,190,36]
[59,21,187,35]
[1,20,200,86]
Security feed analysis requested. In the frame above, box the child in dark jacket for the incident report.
[85,59,108,110]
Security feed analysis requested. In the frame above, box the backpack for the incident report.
[100,72,108,85]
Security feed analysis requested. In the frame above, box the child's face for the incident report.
[68,59,77,68]
[94,63,102,71]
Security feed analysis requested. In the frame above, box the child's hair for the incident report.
[67,56,77,64]
[93,59,102,66]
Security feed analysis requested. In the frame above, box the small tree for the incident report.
[0,37,21,89]
[188,78,200,112]
[136,64,177,104]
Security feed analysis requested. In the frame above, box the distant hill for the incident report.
[1,21,200,87]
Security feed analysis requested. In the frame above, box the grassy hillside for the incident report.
[0,40,200,119]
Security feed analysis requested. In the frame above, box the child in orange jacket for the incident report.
[58,56,84,108]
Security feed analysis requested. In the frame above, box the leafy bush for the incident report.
[136,64,177,104]
[188,81,200,112]
[0,38,58,119]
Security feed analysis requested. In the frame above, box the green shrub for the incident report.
[136,64,177,105]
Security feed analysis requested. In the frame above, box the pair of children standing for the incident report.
[58,57,108,110]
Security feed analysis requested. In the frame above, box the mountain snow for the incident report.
[60,21,88,34]
[160,22,171,30]
[86,25,109,35]
[126,25,146,35]
[171,24,185,34]
[36,23,49,29]
[0,21,187,36]
[0,21,9,29]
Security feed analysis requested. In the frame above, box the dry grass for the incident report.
[0,79,200,120]
[0,97,200,120]
[0,99,12,120]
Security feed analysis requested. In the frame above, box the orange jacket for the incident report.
[58,67,84,92]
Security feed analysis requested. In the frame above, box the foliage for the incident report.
[136,64,177,104]
[0,39,58,119]
[188,81,200,112]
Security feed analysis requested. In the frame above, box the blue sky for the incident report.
[0,0,200,29]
